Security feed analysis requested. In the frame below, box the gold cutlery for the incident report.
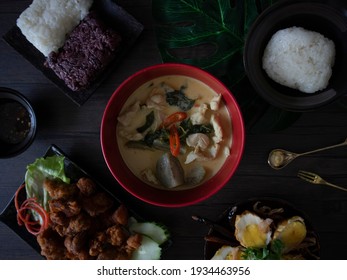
[297,170,347,192]
[268,137,347,169]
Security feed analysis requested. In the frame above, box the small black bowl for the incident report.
[0,87,36,158]
[244,0,347,112]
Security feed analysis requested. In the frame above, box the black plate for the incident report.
[0,144,168,257]
[244,0,347,112]
[204,197,320,260]
[3,0,144,106]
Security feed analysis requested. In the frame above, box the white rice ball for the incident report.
[17,0,93,57]
[262,26,335,93]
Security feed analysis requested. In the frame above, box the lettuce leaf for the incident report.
[24,155,70,213]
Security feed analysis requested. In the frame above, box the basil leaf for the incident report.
[137,111,155,133]
[178,118,213,141]
[166,88,195,111]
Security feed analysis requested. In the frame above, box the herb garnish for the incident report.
[178,118,213,141]
[136,111,155,133]
[144,129,170,146]
[242,239,284,260]
[130,117,213,149]
[166,86,195,111]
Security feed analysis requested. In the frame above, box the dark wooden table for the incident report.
[0,0,346,260]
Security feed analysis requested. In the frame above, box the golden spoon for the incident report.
[268,137,347,170]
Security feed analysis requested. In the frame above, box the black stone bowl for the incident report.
[0,87,37,158]
[243,0,347,112]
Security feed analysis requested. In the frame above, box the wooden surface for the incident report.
[0,0,346,260]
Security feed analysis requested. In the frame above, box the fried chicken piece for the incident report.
[125,234,142,258]
[65,247,91,260]
[112,204,129,226]
[65,212,92,236]
[37,227,67,260]
[126,233,142,251]
[76,250,91,260]
[97,247,130,260]
[49,211,68,226]
[81,192,113,217]
[64,236,73,250]
[65,251,79,260]
[106,224,128,247]
[96,205,129,232]
[53,224,68,237]
[76,177,97,196]
[119,233,143,258]
[44,178,78,200]
[89,232,108,257]
[49,198,81,217]
[64,236,77,259]
[72,232,88,253]
[64,232,91,259]
[95,209,117,231]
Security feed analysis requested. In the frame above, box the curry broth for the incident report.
[116,75,233,191]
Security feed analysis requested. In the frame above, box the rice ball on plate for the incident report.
[262,26,335,94]
[16,0,93,57]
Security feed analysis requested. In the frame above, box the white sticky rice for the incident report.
[17,0,93,57]
[262,26,335,93]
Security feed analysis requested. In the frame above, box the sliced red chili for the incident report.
[169,125,180,157]
[160,112,187,128]
[14,183,50,236]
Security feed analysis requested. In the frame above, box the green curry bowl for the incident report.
[101,63,245,207]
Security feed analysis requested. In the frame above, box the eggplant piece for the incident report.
[185,165,206,185]
[156,153,185,188]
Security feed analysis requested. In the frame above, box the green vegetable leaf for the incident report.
[144,128,170,146]
[137,111,155,133]
[241,239,285,260]
[268,238,285,259]
[25,155,70,214]
[242,247,270,260]
[178,118,213,141]
[166,86,195,111]
[152,0,260,82]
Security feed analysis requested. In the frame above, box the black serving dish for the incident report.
[0,144,170,258]
[0,87,36,158]
[203,197,320,260]
[3,0,144,106]
[244,0,347,112]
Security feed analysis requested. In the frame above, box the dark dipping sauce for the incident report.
[0,99,31,144]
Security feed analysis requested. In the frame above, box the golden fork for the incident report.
[297,170,347,192]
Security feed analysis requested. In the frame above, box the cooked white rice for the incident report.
[262,26,335,93]
[17,0,93,57]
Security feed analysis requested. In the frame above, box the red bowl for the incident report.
[101,63,245,207]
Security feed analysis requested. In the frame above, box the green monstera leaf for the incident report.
[152,0,301,132]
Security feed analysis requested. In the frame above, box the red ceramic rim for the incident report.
[101,63,245,207]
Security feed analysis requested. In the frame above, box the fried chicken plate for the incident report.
[36,177,141,260]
